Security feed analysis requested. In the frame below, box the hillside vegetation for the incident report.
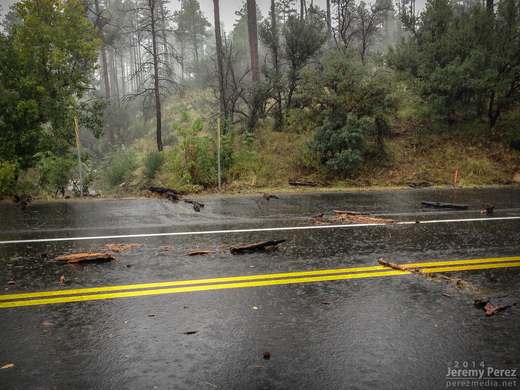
[14,90,519,199]
[113,100,520,194]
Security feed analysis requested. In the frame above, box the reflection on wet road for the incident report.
[1,187,519,390]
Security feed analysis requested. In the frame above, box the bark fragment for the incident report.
[474,292,517,316]
[378,258,407,271]
[186,250,216,256]
[55,253,115,263]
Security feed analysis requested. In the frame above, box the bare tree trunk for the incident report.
[160,1,169,58]
[247,0,260,83]
[133,28,142,92]
[101,46,111,100]
[193,27,199,61]
[213,0,228,129]
[179,39,186,80]
[271,0,276,27]
[134,9,143,92]
[131,38,137,92]
[300,0,305,20]
[271,0,283,129]
[94,0,110,99]
[110,48,119,100]
[102,44,115,143]
[149,0,163,152]
[326,0,331,39]
[94,0,114,144]
[488,90,500,128]
[119,54,126,97]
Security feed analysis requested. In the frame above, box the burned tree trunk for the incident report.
[407,182,431,188]
[230,240,286,254]
[144,186,180,201]
[13,193,33,209]
[289,181,317,187]
[421,201,469,210]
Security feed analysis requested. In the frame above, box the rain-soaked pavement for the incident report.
[0,187,519,390]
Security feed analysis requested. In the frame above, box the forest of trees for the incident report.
[0,0,519,197]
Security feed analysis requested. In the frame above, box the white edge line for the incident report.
[1,216,519,245]
[397,216,520,224]
[0,224,381,245]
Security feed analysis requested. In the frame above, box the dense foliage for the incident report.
[0,0,104,176]
[0,0,519,197]
[166,112,217,192]
[297,50,398,172]
[388,0,520,128]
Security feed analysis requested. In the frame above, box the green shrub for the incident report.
[101,148,137,187]
[35,151,94,196]
[36,151,76,196]
[227,148,261,182]
[309,113,372,172]
[166,112,217,191]
[143,151,165,180]
[129,119,148,141]
[0,160,19,199]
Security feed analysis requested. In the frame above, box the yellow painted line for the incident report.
[419,262,520,274]
[0,270,408,308]
[2,257,519,309]
[402,257,520,268]
[0,265,388,301]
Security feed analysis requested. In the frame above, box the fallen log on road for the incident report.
[421,201,469,210]
[144,186,180,201]
[184,199,204,212]
[378,258,407,271]
[333,210,372,216]
[55,253,115,263]
[186,250,216,256]
[289,181,317,187]
[376,258,473,291]
[330,214,395,225]
[13,193,33,209]
[230,240,286,254]
[407,182,431,188]
[145,185,179,195]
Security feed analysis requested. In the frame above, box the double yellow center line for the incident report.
[1,257,519,309]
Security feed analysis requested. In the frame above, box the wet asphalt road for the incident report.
[0,187,519,390]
